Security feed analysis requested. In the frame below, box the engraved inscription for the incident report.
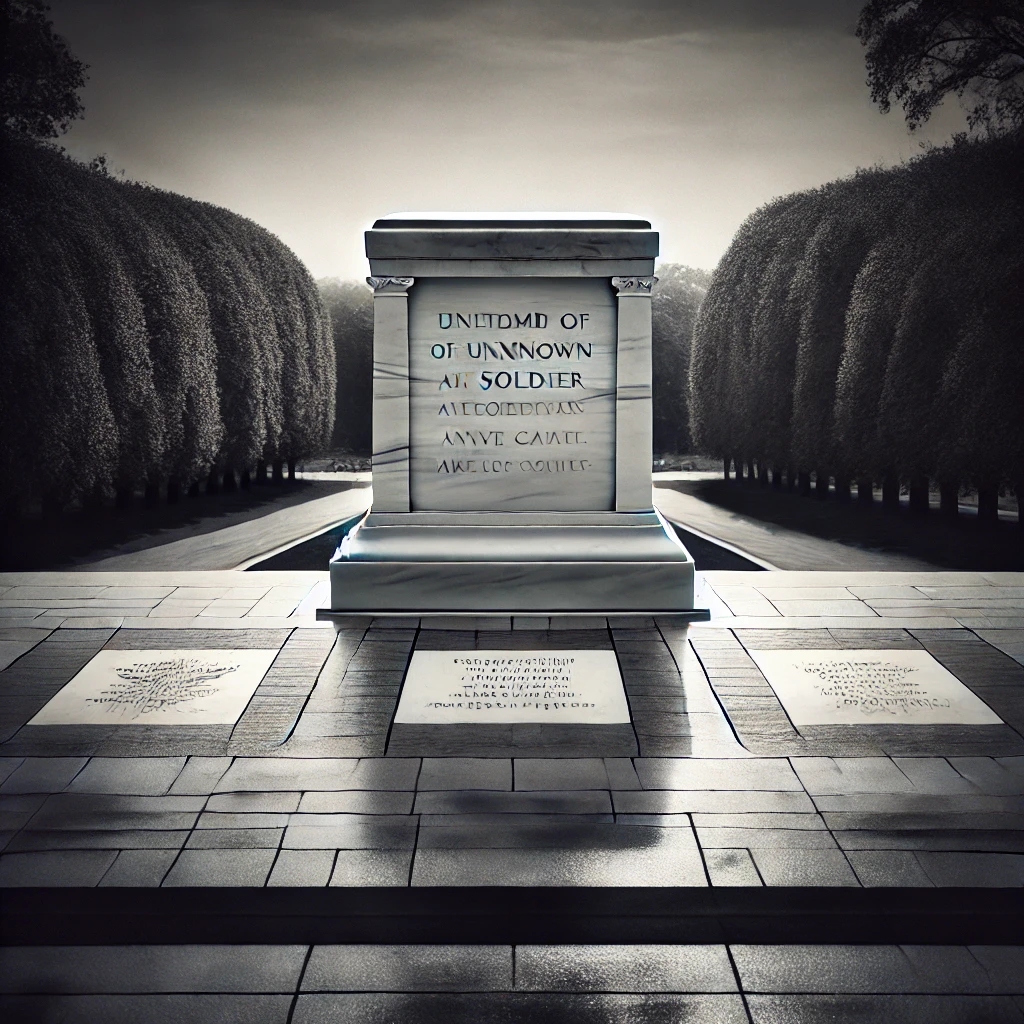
[87,657,241,718]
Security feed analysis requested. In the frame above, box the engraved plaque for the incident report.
[28,649,279,725]
[408,277,616,511]
[748,649,1002,726]
[395,649,629,724]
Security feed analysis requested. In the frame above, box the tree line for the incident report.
[0,131,335,517]
[688,129,1023,524]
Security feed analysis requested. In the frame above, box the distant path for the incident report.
[653,482,939,571]
[77,484,371,571]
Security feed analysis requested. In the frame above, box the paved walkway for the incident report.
[1,568,1022,1021]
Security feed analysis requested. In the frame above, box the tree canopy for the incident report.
[858,0,1024,133]
[1,0,87,138]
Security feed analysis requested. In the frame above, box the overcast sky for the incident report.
[50,0,967,280]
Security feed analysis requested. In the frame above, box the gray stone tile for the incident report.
[162,848,276,886]
[185,828,285,849]
[949,757,1024,795]
[0,757,25,787]
[915,851,1024,886]
[292,992,748,1024]
[302,945,511,991]
[847,851,936,887]
[27,793,204,831]
[733,944,995,993]
[691,812,828,830]
[297,791,414,814]
[207,791,302,813]
[513,759,610,791]
[329,849,411,886]
[6,828,189,851]
[167,756,234,795]
[614,791,814,814]
[417,758,511,791]
[749,849,859,886]
[284,814,418,851]
[411,830,707,886]
[635,758,802,791]
[698,828,839,850]
[515,944,736,992]
[98,849,179,886]
[196,811,291,829]
[790,757,916,795]
[268,849,336,886]
[0,793,45,832]
[0,849,117,886]
[0,994,294,1023]
[891,758,982,794]
[746,994,1024,1023]
[414,791,613,815]
[215,758,420,792]
[65,757,187,795]
[0,757,88,793]
[604,758,642,791]
[834,829,1024,853]
[705,848,763,886]
[969,947,1024,993]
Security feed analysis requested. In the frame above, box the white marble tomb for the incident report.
[29,649,278,725]
[394,649,630,724]
[747,648,1003,726]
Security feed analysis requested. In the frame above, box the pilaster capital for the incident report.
[611,276,657,295]
[367,276,414,295]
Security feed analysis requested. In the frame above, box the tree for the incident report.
[1,0,87,138]
[651,264,709,454]
[858,0,1024,133]
[319,279,372,454]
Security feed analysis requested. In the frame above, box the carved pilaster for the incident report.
[367,276,414,294]
[611,276,657,295]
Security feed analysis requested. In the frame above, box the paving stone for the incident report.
[834,829,1024,853]
[749,849,860,886]
[65,757,187,795]
[168,756,234,795]
[0,757,25,787]
[329,849,412,886]
[515,944,736,992]
[297,791,414,814]
[846,851,936,887]
[414,791,612,815]
[949,757,1024,795]
[0,849,117,886]
[267,849,336,886]
[698,828,839,850]
[513,758,611,791]
[292,992,748,1024]
[690,812,828,830]
[915,851,1024,886]
[614,791,814,814]
[0,994,294,1023]
[704,848,763,886]
[417,758,511,791]
[185,827,285,849]
[745,993,1024,1023]
[733,944,996,993]
[104,629,290,649]
[6,829,190,852]
[162,848,277,886]
[27,793,204,831]
[635,758,801,791]
[207,791,302,813]
[284,815,418,851]
[891,757,981,794]
[302,945,511,992]
[98,849,178,886]
[412,829,706,886]
[968,947,1024,992]
[790,757,916,795]
[215,758,420,792]
[0,757,88,793]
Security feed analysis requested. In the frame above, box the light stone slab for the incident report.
[747,649,1002,726]
[394,649,629,724]
[28,649,279,725]
[408,277,617,512]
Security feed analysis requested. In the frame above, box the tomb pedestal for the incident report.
[328,214,698,615]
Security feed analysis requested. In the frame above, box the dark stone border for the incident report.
[4,887,1022,945]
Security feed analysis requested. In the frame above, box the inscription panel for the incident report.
[748,648,1002,726]
[28,649,279,725]
[394,649,629,724]
[408,277,616,511]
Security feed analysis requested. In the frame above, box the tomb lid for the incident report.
[366,211,658,261]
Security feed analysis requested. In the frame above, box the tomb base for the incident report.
[327,509,697,613]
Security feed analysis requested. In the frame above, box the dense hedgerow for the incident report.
[0,132,334,514]
[688,130,1024,519]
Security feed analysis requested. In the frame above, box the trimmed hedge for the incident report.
[0,132,335,514]
[689,131,1024,518]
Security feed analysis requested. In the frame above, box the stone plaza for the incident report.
[1,214,1022,1021]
